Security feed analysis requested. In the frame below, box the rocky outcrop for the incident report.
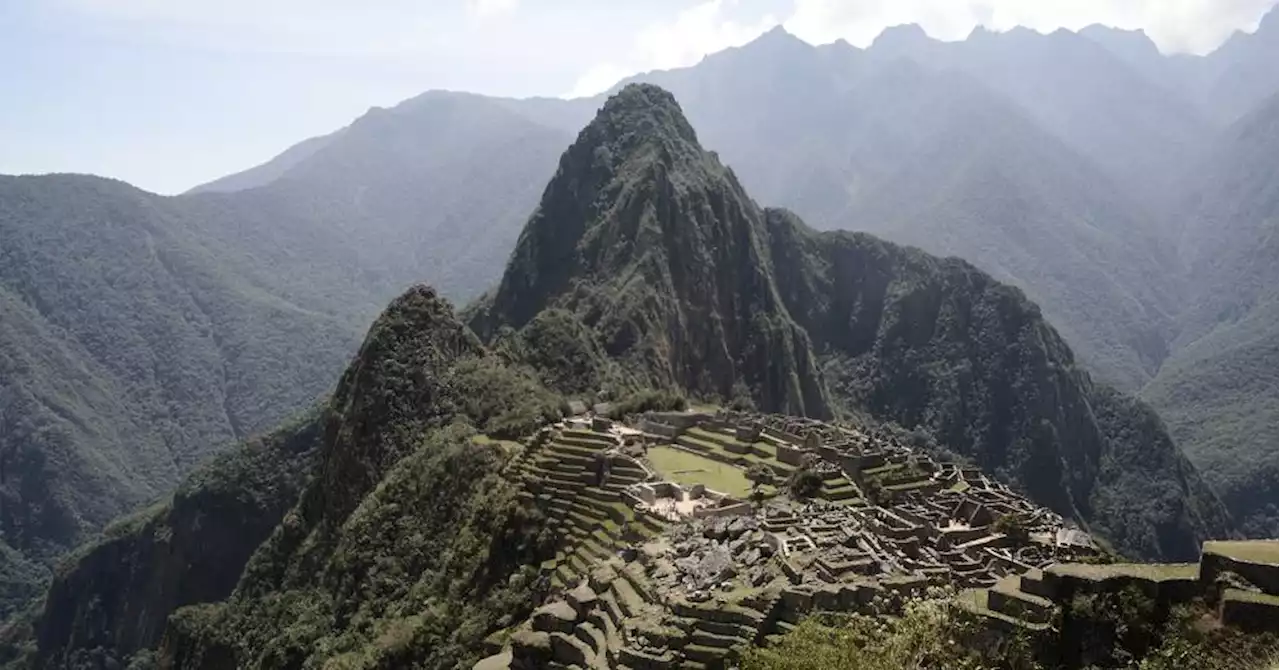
[469,84,1233,561]
[21,412,322,668]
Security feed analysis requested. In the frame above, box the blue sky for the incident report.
[1,0,1274,194]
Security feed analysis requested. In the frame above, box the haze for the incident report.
[1,0,1275,194]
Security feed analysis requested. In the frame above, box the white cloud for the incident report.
[56,0,449,57]
[566,0,779,98]
[466,0,518,20]
[783,0,1278,55]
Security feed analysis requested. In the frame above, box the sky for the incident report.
[1,0,1275,194]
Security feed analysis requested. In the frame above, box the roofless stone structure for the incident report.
[477,410,1276,669]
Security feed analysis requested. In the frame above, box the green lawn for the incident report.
[647,446,754,498]
[1203,540,1279,565]
[1047,562,1199,582]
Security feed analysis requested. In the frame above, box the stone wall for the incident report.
[776,443,807,466]
[637,418,678,438]
[692,502,753,519]
[1199,550,1279,596]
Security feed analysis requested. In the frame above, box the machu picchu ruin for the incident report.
[475,408,1278,669]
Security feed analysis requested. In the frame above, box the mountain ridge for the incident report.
[471,83,1234,560]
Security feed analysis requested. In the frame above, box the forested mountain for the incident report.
[1141,93,1280,536]
[3,84,1235,670]
[0,1,1271,632]
[469,84,1231,561]
[600,30,1181,392]
[0,92,577,606]
[0,176,362,616]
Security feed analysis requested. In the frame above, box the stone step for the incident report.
[588,609,623,657]
[548,444,606,462]
[612,578,645,618]
[580,486,621,504]
[682,643,730,664]
[599,589,625,629]
[550,631,597,669]
[692,618,757,641]
[690,629,747,650]
[575,621,608,659]
[565,510,601,533]
[579,536,614,562]
[555,435,615,452]
[620,564,655,603]
[567,551,591,576]
[619,645,678,669]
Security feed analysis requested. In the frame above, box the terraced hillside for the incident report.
[508,424,670,590]
[476,408,1122,669]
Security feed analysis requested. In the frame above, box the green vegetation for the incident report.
[740,600,1023,670]
[1202,540,1279,564]
[7,67,1275,668]
[167,425,553,669]
[647,446,753,497]
[0,175,367,616]
[466,83,1232,561]
[745,593,1277,670]
[787,468,824,500]
[3,407,325,669]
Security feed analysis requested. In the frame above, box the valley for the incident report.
[0,5,1274,668]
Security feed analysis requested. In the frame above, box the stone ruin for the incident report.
[480,409,1191,670]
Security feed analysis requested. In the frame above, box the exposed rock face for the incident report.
[153,285,558,669]
[471,83,1233,560]
[21,412,322,669]
[469,84,831,418]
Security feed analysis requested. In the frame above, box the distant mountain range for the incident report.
[9,83,1235,670]
[0,5,1273,620]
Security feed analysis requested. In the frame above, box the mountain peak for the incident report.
[871,23,931,51]
[579,83,703,165]
[1258,3,1278,35]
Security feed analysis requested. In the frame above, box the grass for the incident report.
[1202,540,1279,565]
[647,446,754,498]
[469,434,522,455]
[1222,588,1280,606]
[1046,562,1199,582]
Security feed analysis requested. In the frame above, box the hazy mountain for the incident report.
[1193,4,1280,124]
[6,84,1234,670]
[601,31,1183,391]
[185,133,338,195]
[868,23,1215,215]
[183,90,575,303]
[0,175,364,616]
[470,84,1232,560]
[1142,93,1280,536]
[1083,4,1279,126]
[0,90,585,609]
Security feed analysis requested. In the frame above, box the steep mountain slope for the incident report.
[0,92,577,608]
[0,175,362,615]
[0,84,1241,670]
[155,286,561,669]
[4,409,324,669]
[1142,94,1280,536]
[185,133,339,195]
[180,91,574,303]
[2,285,563,669]
[594,30,1183,392]
[471,84,1233,561]
[1189,4,1280,124]
[865,21,1218,217]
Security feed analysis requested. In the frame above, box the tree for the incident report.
[992,513,1030,543]
[788,469,823,499]
[746,464,775,489]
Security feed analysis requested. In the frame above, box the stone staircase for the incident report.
[516,426,670,589]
